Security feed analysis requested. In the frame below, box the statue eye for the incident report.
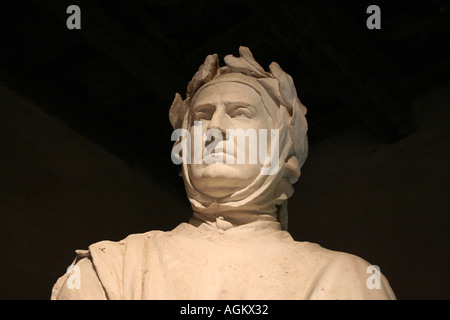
[194,111,212,121]
[232,108,250,118]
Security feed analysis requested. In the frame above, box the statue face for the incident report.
[187,81,275,199]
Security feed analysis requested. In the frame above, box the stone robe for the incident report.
[51,217,395,300]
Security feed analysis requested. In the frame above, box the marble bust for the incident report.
[51,47,396,300]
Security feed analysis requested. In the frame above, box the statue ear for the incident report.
[169,93,186,130]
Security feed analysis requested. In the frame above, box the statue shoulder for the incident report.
[288,241,396,299]
[51,256,106,300]
[51,230,164,300]
[308,248,396,300]
[86,229,165,259]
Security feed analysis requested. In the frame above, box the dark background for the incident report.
[0,0,449,299]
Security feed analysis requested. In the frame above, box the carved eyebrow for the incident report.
[192,103,215,112]
[226,102,256,112]
[192,102,256,113]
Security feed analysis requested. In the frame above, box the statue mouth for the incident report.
[202,143,260,166]
[203,151,236,165]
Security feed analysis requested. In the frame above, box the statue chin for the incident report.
[188,163,260,199]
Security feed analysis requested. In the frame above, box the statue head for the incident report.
[169,47,308,229]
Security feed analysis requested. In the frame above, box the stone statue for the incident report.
[51,47,396,300]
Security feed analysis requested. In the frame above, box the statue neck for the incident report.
[190,210,278,230]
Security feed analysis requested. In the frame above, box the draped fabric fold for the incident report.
[51,220,396,300]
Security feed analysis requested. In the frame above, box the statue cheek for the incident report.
[233,116,269,130]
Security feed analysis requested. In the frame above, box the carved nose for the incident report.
[206,107,228,148]
[204,132,226,149]
[207,106,229,134]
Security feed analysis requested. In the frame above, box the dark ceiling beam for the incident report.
[247,0,414,143]
[33,0,186,103]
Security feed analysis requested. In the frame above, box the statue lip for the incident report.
[203,152,236,165]
[204,144,235,156]
[202,143,264,165]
